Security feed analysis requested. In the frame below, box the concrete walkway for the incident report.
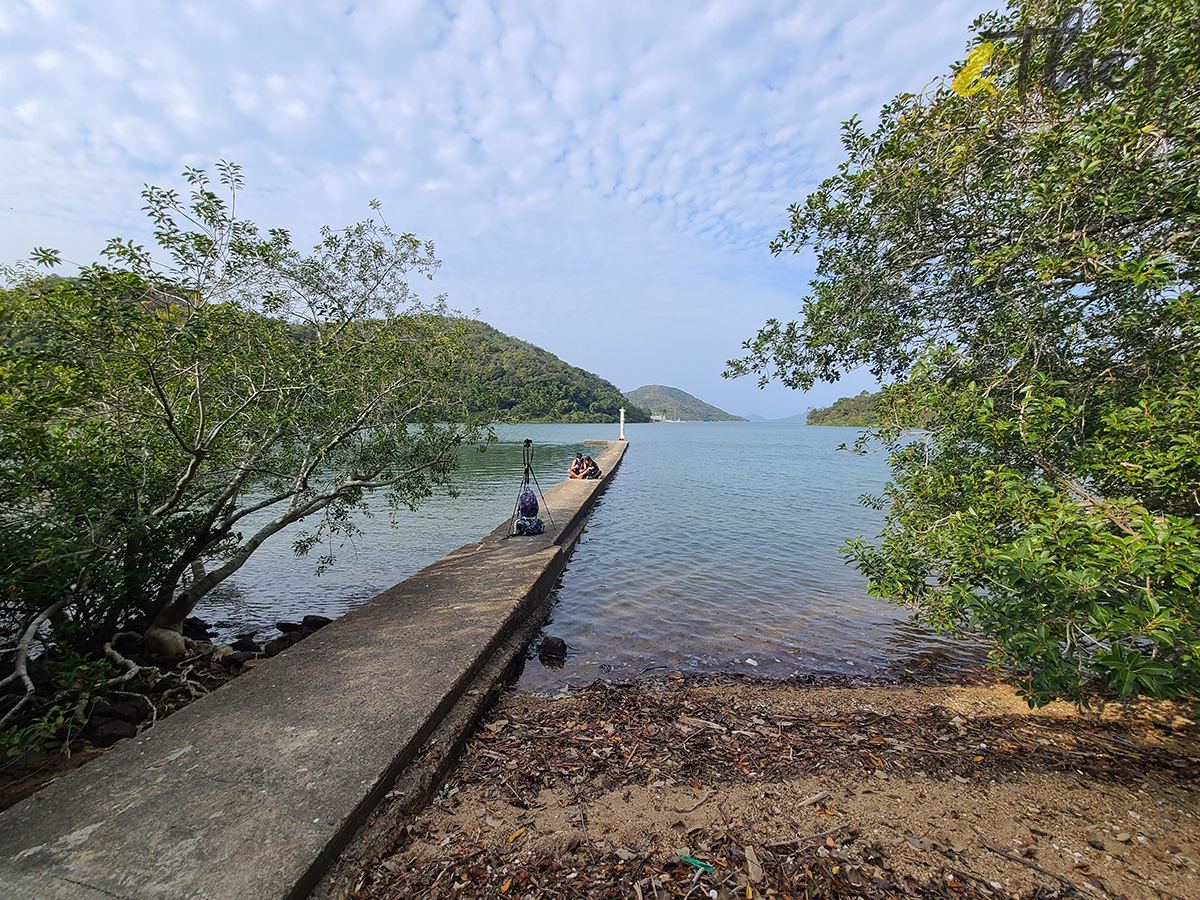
[0,440,627,900]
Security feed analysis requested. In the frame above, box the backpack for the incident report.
[514,517,544,535]
[518,489,539,518]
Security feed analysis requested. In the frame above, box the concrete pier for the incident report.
[0,440,627,900]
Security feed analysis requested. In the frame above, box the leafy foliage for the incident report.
[806,390,881,426]
[728,0,1200,708]
[1,164,482,671]
[460,321,650,423]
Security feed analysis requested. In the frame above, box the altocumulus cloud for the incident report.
[1,0,985,417]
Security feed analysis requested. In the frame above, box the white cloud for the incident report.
[0,0,986,416]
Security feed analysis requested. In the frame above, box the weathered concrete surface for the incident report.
[0,440,627,900]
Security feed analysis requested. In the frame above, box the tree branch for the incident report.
[0,597,69,731]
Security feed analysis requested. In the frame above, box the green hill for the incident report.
[624,385,746,422]
[806,390,880,426]
[462,321,651,423]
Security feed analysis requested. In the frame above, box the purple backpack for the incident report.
[518,489,539,518]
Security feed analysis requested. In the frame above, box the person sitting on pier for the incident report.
[582,456,601,479]
[568,452,585,478]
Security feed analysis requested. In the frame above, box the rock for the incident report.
[302,615,333,630]
[538,636,567,669]
[231,638,261,653]
[128,696,152,721]
[92,701,147,724]
[284,631,304,646]
[240,658,266,670]
[264,637,291,657]
[275,621,304,634]
[211,643,235,663]
[89,719,138,747]
[144,625,187,658]
[226,651,257,668]
[182,616,214,641]
[185,640,215,656]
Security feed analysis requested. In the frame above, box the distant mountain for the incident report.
[806,390,880,426]
[461,321,652,423]
[624,385,746,422]
[740,412,809,423]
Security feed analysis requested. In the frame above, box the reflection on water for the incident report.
[194,423,987,689]
[194,426,596,640]
[513,423,988,693]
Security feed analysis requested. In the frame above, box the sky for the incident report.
[1,0,990,419]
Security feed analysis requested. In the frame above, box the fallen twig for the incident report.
[978,836,1076,891]
[763,823,852,853]
[673,788,712,813]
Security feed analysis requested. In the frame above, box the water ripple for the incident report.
[193,423,987,689]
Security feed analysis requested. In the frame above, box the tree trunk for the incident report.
[145,494,339,654]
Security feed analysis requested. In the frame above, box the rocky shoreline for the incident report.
[0,613,333,811]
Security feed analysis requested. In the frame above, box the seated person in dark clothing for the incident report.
[568,452,585,478]
[582,456,601,479]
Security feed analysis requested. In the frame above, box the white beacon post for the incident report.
[619,407,626,441]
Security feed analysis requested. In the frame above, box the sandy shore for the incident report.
[344,677,1199,900]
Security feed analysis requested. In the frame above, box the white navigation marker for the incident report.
[619,407,626,441]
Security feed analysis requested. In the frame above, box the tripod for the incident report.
[508,439,556,537]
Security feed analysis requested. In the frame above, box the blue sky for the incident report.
[1,0,988,419]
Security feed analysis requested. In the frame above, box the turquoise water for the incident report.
[194,423,985,689]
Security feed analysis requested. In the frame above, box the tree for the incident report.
[806,390,881,426]
[727,0,1200,708]
[1,161,483,712]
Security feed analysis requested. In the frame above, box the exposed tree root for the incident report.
[0,599,67,732]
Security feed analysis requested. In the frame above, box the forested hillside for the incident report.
[463,321,650,423]
[805,390,879,426]
[624,385,745,421]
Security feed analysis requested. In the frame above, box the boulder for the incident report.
[539,636,568,662]
[91,701,147,724]
[264,637,291,657]
[144,625,186,658]
[89,719,138,748]
[182,616,214,641]
[211,643,235,664]
[302,615,333,631]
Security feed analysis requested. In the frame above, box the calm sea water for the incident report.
[193,423,986,690]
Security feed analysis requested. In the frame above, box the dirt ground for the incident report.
[345,677,1200,900]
